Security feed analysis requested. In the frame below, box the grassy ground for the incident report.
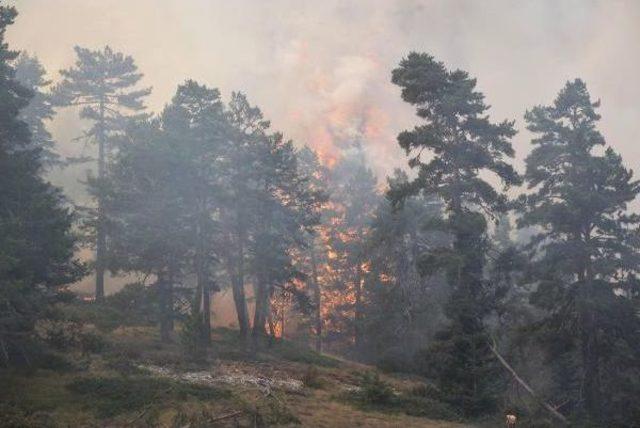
[0,326,471,427]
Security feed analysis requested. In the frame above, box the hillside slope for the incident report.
[0,326,471,427]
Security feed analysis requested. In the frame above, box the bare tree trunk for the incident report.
[232,231,250,337]
[196,220,211,346]
[95,100,106,301]
[268,311,276,338]
[252,279,268,338]
[158,272,171,343]
[202,280,211,345]
[310,244,322,352]
[354,264,364,351]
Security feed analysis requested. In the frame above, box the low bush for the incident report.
[359,371,394,405]
[301,365,325,389]
[66,375,229,418]
[344,371,459,421]
[0,403,56,428]
[179,312,209,362]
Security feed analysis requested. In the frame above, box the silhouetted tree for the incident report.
[519,79,640,425]
[14,52,59,167]
[53,46,151,300]
[391,52,521,416]
[0,5,83,365]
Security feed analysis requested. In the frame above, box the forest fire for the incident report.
[7,2,637,425]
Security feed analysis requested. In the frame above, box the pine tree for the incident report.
[297,146,330,352]
[0,5,83,365]
[102,80,228,344]
[14,52,59,167]
[519,79,640,425]
[160,80,228,345]
[248,133,324,348]
[391,52,521,415]
[53,46,151,300]
[361,170,448,369]
[97,119,191,342]
[219,92,270,338]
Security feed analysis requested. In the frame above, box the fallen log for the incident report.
[489,338,568,425]
[209,410,243,422]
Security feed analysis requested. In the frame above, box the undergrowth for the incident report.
[66,375,230,418]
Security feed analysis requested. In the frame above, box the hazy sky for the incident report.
[7,0,640,178]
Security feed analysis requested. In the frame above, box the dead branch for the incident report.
[489,338,568,425]
[209,410,243,422]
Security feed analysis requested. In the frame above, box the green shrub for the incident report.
[399,395,459,420]
[104,283,159,326]
[270,340,339,367]
[409,382,442,400]
[180,312,209,362]
[0,403,56,428]
[345,372,459,421]
[67,375,229,418]
[359,371,394,405]
[301,365,325,389]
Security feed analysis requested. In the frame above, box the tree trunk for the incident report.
[158,272,171,342]
[582,310,602,421]
[252,278,268,338]
[95,100,106,301]
[195,221,211,346]
[354,263,364,352]
[202,280,211,345]
[310,244,322,352]
[232,231,250,337]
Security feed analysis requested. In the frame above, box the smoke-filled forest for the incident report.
[2,1,640,427]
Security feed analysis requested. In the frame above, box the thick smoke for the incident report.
[8,0,640,178]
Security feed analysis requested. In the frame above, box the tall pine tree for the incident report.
[519,79,640,425]
[391,52,521,415]
[0,5,83,365]
[53,46,151,300]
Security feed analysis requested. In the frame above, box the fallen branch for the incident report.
[489,338,568,425]
[209,410,243,422]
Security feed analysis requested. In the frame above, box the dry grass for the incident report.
[0,325,471,427]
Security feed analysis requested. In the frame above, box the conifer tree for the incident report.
[14,52,59,167]
[391,52,521,415]
[53,46,151,300]
[297,146,330,352]
[519,79,640,425]
[220,92,270,337]
[101,81,228,344]
[0,5,83,365]
[248,133,324,348]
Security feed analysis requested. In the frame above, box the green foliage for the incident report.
[104,283,159,326]
[53,45,151,143]
[391,52,519,417]
[0,403,56,428]
[268,339,340,367]
[53,44,151,301]
[37,317,106,355]
[66,375,228,418]
[301,365,325,389]
[14,52,59,167]
[359,371,394,405]
[180,312,209,362]
[347,372,459,421]
[0,4,84,367]
[519,79,640,425]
